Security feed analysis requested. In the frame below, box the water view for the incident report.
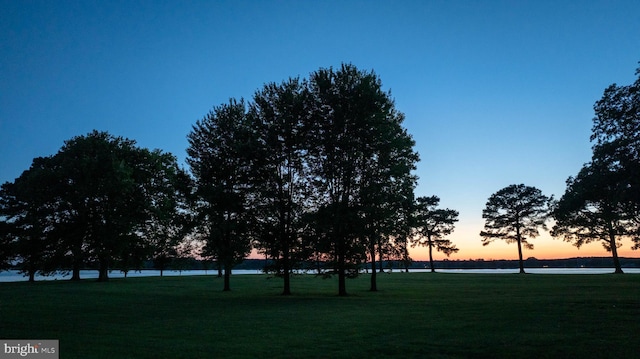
[2,267,639,282]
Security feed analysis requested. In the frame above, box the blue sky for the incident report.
[1,0,639,260]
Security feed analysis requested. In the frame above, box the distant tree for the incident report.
[480,184,551,274]
[250,78,313,295]
[187,99,256,291]
[410,196,459,273]
[307,64,418,295]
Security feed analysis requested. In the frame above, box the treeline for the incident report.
[1,64,457,296]
[2,62,639,294]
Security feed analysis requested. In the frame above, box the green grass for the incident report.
[1,273,639,358]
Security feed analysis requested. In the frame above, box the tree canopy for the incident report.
[306,64,418,295]
[0,131,188,281]
[185,64,418,295]
[186,99,256,291]
[410,196,459,273]
[552,64,640,273]
[480,184,551,274]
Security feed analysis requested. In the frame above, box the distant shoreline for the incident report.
[3,256,638,282]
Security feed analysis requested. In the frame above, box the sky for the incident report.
[1,0,639,262]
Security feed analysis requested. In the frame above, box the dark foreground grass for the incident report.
[1,273,639,359]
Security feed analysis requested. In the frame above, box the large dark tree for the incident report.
[250,78,313,295]
[307,64,418,295]
[187,99,255,291]
[552,64,640,272]
[56,132,177,281]
[410,196,459,273]
[358,118,417,291]
[591,64,640,250]
[551,160,630,273]
[55,131,182,281]
[0,156,60,281]
[0,131,182,281]
[480,184,551,274]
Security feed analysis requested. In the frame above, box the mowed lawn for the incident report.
[1,272,639,359]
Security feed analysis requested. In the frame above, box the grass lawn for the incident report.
[1,272,639,358]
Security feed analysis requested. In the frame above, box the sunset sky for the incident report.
[1,0,639,261]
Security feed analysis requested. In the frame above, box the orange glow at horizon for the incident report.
[246,222,640,262]
[408,231,640,262]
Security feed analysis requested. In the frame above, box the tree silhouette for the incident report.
[250,78,313,295]
[0,131,184,281]
[0,156,60,281]
[591,63,640,251]
[187,99,255,291]
[552,64,640,272]
[551,160,629,273]
[307,64,418,295]
[480,184,551,274]
[410,196,459,273]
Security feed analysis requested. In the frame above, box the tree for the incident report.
[410,196,459,273]
[55,131,178,281]
[0,131,192,281]
[0,157,60,281]
[590,63,640,250]
[0,220,14,271]
[480,184,551,274]
[187,99,255,291]
[358,123,417,290]
[551,161,630,273]
[307,64,418,295]
[141,161,194,277]
[551,64,640,273]
[250,78,313,295]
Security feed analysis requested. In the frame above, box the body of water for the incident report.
[0,269,264,282]
[1,267,639,282]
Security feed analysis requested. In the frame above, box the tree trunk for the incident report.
[609,232,624,274]
[71,246,82,280]
[28,270,35,283]
[338,269,347,296]
[71,262,81,281]
[282,239,291,295]
[338,242,347,296]
[516,237,525,274]
[369,241,377,292]
[223,264,231,291]
[98,258,109,282]
[428,236,435,273]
